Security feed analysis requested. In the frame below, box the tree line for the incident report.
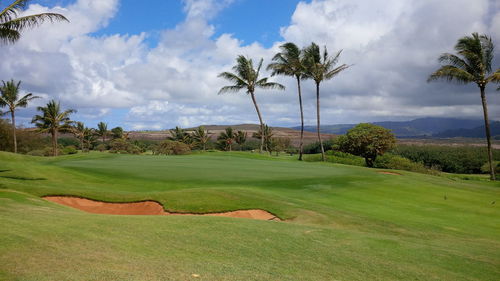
[0,1,499,179]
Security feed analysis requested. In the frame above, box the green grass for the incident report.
[0,151,499,280]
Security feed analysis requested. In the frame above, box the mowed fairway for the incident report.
[0,151,499,280]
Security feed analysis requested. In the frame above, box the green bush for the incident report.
[374,153,431,174]
[27,147,57,157]
[153,140,191,155]
[480,161,500,174]
[95,144,107,152]
[303,139,335,154]
[303,151,366,166]
[326,150,366,166]
[62,145,78,155]
[391,145,500,174]
[109,139,141,154]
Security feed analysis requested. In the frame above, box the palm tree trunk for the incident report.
[52,130,58,156]
[10,110,17,153]
[315,82,325,161]
[296,76,304,161]
[250,91,264,153]
[480,86,496,181]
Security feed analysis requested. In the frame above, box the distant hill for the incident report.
[434,121,500,138]
[293,117,486,137]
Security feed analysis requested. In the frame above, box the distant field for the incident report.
[0,151,499,280]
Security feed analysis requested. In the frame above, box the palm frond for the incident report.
[218,85,245,94]
[256,78,285,91]
[486,69,500,83]
[0,27,19,43]
[427,65,475,83]
[0,0,29,24]
[324,64,349,80]
[15,92,38,107]
[2,12,68,33]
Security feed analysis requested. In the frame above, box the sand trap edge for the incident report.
[43,195,281,221]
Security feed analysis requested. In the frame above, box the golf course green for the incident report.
[0,151,499,280]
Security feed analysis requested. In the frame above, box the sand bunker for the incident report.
[378,171,402,176]
[43,196,280,221]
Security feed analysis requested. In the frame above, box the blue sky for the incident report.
[2,0,500,130]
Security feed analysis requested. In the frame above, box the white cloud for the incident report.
[1,0,499,130]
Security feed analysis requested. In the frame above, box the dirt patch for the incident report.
[378,171,402,176]
[43,196,280,221]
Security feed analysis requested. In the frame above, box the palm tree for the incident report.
[96,122,108,143]
[169,126,192,144]
[83,127,96,152]
[72,121,85,151]
[235,130,247,150]
[429,33,500,181]
[218,55,285,153]
[31,100,75,156]
[0,79,39,153]
[192,126,211,151]
[252,124,274,153]
[0,0,68,44]
[303,43,349,161]
[217,127,235,151]
[268,42,306,160]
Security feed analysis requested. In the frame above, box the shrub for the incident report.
[374,153,431,174]
[95,143,107,152]
[154,140,191,155]
[62,145,78,155]
[327,150,366,166]
[303,139,335,154]
[391,145,500,174]
[480,161,500,174]
[109,139,141,154]
[27,147,58,157]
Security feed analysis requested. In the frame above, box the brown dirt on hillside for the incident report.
[43,196,280,221]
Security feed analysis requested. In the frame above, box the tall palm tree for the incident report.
[0,79,38,153]
[31,100,75,156]
[0,0,68,44]
[96,121,108,143]
[192,126,211,151]
[218,55,285,153]
[268,42,306,160]
[303,43,349,161]
[217,127,235,151]
[429,33,500,181]
[235,130,247,150]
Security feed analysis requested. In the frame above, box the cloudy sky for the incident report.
[2,0,500,130]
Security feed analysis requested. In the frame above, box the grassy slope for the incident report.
[0,151,499,280]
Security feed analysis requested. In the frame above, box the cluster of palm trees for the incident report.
[219,42,349,161]
[167,126,249,151]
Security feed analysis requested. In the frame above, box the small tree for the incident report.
[96,122,108,143]
[31,100,75,156]
[0,79,39,153]
[337,123,396,167]
[192,126,211,151]
[154,140,191,155]
[72,121,85,151]
[252,124,273,153]
[235,130,247,150]
[217,127,235,151]
[169,126,192,145]
[110,127,123,139]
